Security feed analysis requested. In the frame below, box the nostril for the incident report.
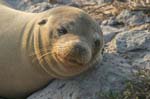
[94,39,100,48]
[74,44,87,55]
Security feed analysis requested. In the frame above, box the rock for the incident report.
[115,30,150,53]
[5,0,48,10]
[97,0,113,4]
[26,2,54,12]
[26,2,81,12]
[28,53,132,99]
[132,52,150,69]
[116,10,149,26]
[48,0,113,5]
[101,25,125,43]
[101,17,127,43]
[101,17,125,28]
[121,51,150,70]
[8,0,114,10]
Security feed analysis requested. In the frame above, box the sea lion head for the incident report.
[34,6,104,78]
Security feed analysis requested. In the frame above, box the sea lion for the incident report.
[0,3,104,99]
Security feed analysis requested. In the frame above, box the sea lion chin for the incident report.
[0,4,104,98]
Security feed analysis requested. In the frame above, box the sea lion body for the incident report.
[0,3,104,99]
[0,4,51,98]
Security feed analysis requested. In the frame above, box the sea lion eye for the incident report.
[57,26,68,35]
[94,39,100,48]
[94,33,101,48]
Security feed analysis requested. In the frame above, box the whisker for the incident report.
[39,52,52,60]
[30,45,70,63]
[31,52,52,63]
[30,46,59,63]
[29,48,51,57]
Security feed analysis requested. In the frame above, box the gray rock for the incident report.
[101,17,125,28]
[116,10,149,26]
[49,0,113,5]
[97,0,113,4]
[101,25,126,43]
[26,2,54,12]
[5,0,48,10]
[117,51,150,77]
[6,0,113,10]
[133,52,150,69]
[28,53,132,99]
[115,30,150,53]
[122,51,150,69]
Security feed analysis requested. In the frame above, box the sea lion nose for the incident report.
[67,42,92,65]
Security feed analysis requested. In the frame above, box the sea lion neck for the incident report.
[21,15,58,78]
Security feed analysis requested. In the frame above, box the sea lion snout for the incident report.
[61,41,92,65]
[52,37,92,66]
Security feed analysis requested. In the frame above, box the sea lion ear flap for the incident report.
[38,18,48,25]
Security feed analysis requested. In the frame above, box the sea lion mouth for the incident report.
[67,58,84,65]
[55,53,85,66]
[53,47,102,69]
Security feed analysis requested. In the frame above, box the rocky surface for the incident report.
[5,0,113,10]
[3,0,150,99]
[115,30,150,53]
[28,53,132,99]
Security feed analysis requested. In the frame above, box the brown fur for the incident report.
[0,4,104,99]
